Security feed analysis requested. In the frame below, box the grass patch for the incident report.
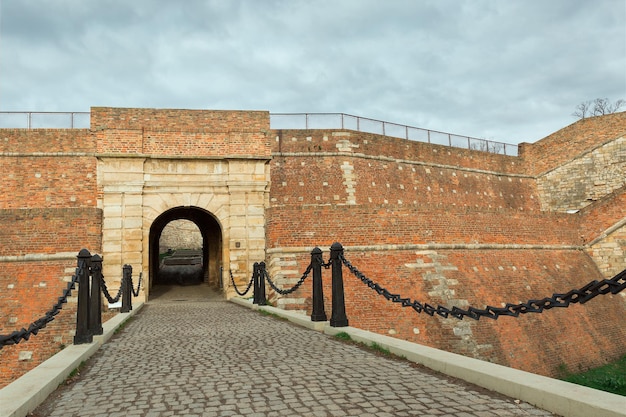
[64,361,86,385]
[114,316,134,334]
[559,355,626,396]
[258,309,287,321]
[332,332,400,359]
[333,332,352,342]
[370,342,392,357]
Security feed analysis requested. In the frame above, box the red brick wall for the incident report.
[268,245,626,378]
[0,261,78,388]
[519,111,626,175]
[93,107,272,157]
[1,108,625,386]
[0,208,102,256]
[1,125,101,388]
[0,208,101,388]
[0,129,94,153]
[266,123,626,377]
[1,157,97,209]
[272,129,525,174]
[267,205,580,247]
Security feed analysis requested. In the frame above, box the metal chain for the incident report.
[264,264,312,295]
[230,269,254,296]
[0,273,79,348]
[100,274,123,304]
[131,273,143,297]
[340,254,626,321]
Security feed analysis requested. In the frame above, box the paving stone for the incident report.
[31,285,557,417]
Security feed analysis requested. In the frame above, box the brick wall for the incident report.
[266,120,626,377]
[0,125,101,388]
[536,137,626,212]
[93,107,272,157]
[1,109,625,386]
[519,111,626,175]
[0,261,78,388]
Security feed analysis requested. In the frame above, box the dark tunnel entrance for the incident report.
[148,207,223,297]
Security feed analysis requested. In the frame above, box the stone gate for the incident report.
[94,108,271,297]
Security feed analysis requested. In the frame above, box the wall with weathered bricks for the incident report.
[0,127,102,388]
[535,137,626,212]
[1,109,625,388]
[519,111,626,176]
[92,108,271,295]
[266,119,626,378]
[159,220,203,251]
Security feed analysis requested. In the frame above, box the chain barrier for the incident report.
[340,254,626,321]
[230,269,254,296]
[131,273,143,297]
[100,274,123,304]
[0,274,79,348]
[264,263,313,295]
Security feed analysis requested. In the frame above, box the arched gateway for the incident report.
[149,207,222,289]
[95,108,271,299]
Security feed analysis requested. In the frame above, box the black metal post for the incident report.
[74,249,93,344]
[258,262,267,306]
[310,247,327,321]
[330,242,349,327]
[252,262,260,304]
[88,254,103,336]
[121,264,132,313]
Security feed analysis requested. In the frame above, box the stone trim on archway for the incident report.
[98,156,269,299]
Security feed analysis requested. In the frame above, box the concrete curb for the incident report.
[0,302,144,417]
[230,297,626,417]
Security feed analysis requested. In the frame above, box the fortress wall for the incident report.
[266,127,626,377]
[271,154,540,211]
[0,128,94,153]
[93,107,272,158]
[270,129,540,213]
[0,208,101,388]
[0,127,101,387]
[519,111,626,176]
[266,205,580,247]
[272,129,525,174]
[579,187,626,278]
[535,136,626,212]
[267,247,626,378]
[0,208,102,257]
[1,156,97,209]
[0,261,78,388]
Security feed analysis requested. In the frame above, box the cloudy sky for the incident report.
[0,0,624,144]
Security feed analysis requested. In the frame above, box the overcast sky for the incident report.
[0,0,624,144]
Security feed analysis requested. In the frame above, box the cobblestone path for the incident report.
[32,284,556,417]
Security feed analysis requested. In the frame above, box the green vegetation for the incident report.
[333,332,352,341]
[258,309,286,320]
[64,361,86,385]
[370,342,392,357]
[332,332,400,359]
[559,355,626,396]
[114,316,134,334]
[159,251,173,261]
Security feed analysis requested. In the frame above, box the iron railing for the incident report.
[271,113,518,156]
[0,111,90,129]
[0,111,518,156]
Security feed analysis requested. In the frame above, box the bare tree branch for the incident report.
[573,98,625,119]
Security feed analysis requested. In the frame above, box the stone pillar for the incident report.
[99,158,145,287]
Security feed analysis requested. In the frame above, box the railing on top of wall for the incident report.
[0,111,91,129]
[0,111,518,156]
[271,113,518,156]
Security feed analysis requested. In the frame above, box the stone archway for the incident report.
[148,207,222,295]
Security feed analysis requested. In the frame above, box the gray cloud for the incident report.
[1,0,624,144]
